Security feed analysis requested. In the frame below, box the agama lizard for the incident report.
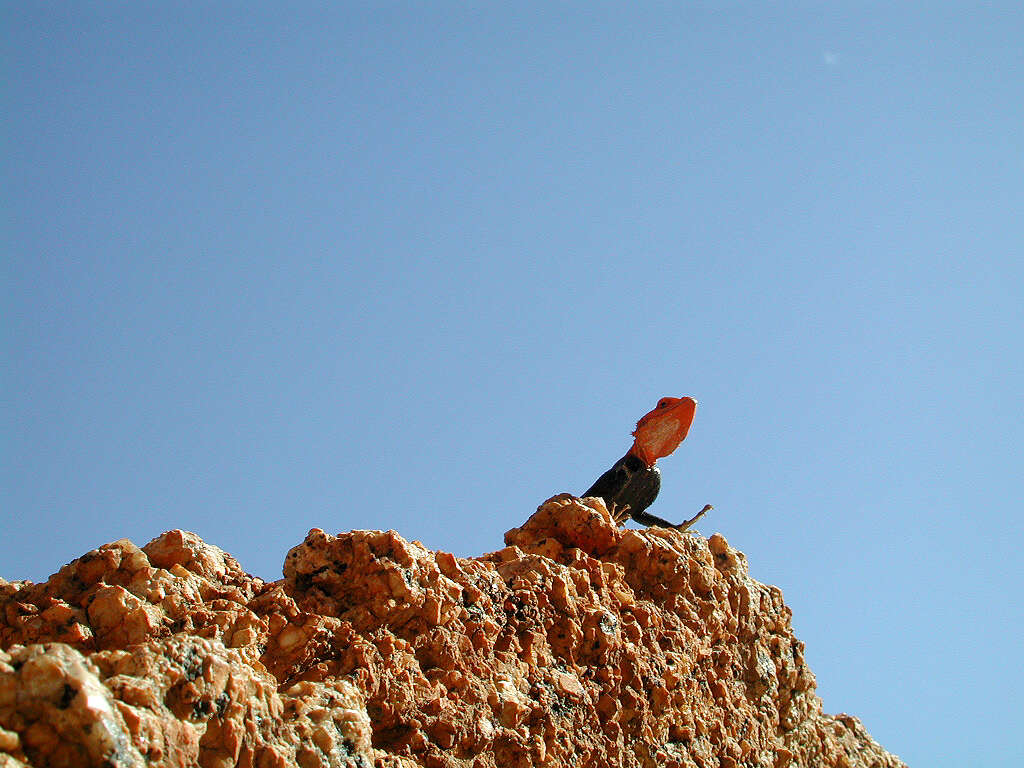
[583,396,712,531]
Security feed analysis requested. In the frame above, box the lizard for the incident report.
[582,396,712,531]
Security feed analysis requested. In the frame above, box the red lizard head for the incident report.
[629,396,698,467]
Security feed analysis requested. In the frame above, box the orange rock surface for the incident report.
[0,497,905,767]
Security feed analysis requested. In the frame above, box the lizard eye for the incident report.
[657,398,671,409]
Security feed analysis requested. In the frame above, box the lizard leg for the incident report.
[630,504,714,531]
[629,508,682,528]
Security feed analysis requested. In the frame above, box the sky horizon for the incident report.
[4,4,1022,766]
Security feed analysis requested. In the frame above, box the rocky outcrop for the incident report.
[0,497,905,768]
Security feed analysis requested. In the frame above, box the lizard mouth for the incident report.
[660,397,697,417]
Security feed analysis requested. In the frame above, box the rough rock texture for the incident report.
[0,497,905,768]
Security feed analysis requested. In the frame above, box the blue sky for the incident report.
[4,4,1022,765]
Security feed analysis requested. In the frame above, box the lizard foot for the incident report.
[673,504,713,533]
[609,503,633,525]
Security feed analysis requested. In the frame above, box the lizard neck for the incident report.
[627,444,657,469]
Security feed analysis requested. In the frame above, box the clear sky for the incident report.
[4,4,1022,766]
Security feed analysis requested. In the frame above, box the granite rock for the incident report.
[1,497,905,767]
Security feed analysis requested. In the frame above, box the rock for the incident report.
[0,501,905,767]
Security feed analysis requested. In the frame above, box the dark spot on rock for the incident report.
[215,692,230,717]
[58,683,76,709]
[182,647,203,682]
[192,697,213,719]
